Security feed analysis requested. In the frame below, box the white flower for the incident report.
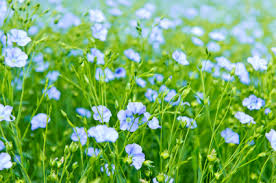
[89,9,105,23]
[265,129,276,151]
[0,153,12,171]
[172,50,189,65]
[8,29,31,46]
[247,56,267,71]
[0,104,15,122]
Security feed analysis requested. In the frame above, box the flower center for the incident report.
[126,117,132,123]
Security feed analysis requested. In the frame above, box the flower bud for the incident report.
[258,152,266,157]
[57,157,64,168]
[139,179,149,183]
[48,171,58,181]
[69,142,78,152]
[145,170,152,177]
[50,157,57,167]
[156,173,165,182]
[124,156,132,164]
[215,172,221,180]
[207,149,217,162]
[5,141,13,151]
[161,150,169,160]
[64,145,70,154]
[72,162,78,169]
[15,180,24,183]
[143,160,154,168]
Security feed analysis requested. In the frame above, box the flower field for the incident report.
[0,0,276,182]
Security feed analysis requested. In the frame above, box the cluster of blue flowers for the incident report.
[1,0,276,182]
[0,104,15,122]
[1,29,30,68]
[118,102,161,132]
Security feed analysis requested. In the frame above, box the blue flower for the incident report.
[0,104,15,122]
[158,18,174,30]
[124,49,141,63]
[272,47,276,56]
[46,86,61,100]
[117,102,146,132]
[28,26,39,36]
[265,108,271,115]
[207,42,220,52]
[0,31,7,46]
[76,108,91,118]
[248,140,255,146]
[159,85,169,93]
[0,140,4,151]
[14,154,21,164]
[31,113,50,131]
[88,125,118,143]
[148,74,164,85]
[118,0,132,6]
[87,48,105,65]
[57,13,80,29]
[234,112,255,124]
[33,53,43,63]
[221,128,239,144]
[101,164,115,176]
[265,129,276,151]
[91,105,112,123]
[86,147,100,157]
[91,23,108,41]
[46,71,60,83]
[69,49,83,56]
[125,143,145,170]
[127,102,146,115]
[0,153,12,171]
[221,72,234,82]
[89,9,106,23]
[135,8,152,20]
[114,67,126,78]
[164,89,181,106]
[201,60,215,73]
[33,53,49,72]
[71,127,87,146]
[153,175,174,183]
[136,78,147,88]
[95,68,115,82]
[149,27,164,47]
[242,95,265,110]
[11,77,23,90]
[195,92,204,104]
[164,89,177,102]
[4,47,28,68]
[191,36,204,46]
[118,110,139,132]
[147,116,161,129]
[172,50,189,65]
[177,116,197,129]
[8,29,31,46]
[145,88,158,102]
[109,8,122,16]
[0,1,7,26]
[247,56,267,71]
[209,30,226,41]
[190,26,205,36]
[235,63,250,84]
[215,56,234,71]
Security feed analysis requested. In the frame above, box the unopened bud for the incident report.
[69,142,78,152]
[161,150,169,160]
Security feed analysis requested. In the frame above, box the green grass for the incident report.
[0,0,276,182]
